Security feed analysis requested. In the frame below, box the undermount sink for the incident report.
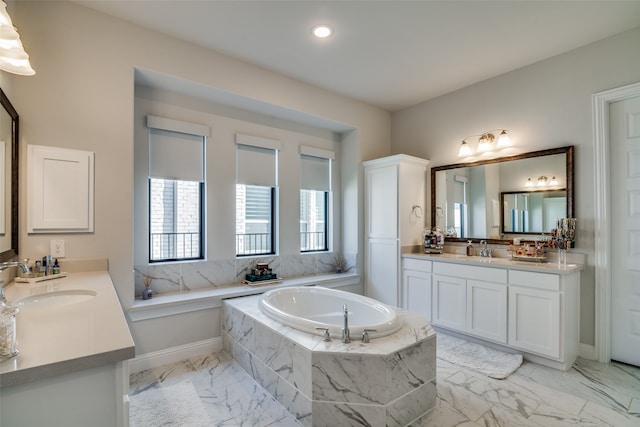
[13,289,97,308]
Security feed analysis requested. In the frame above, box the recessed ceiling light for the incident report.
[312,25,333,38]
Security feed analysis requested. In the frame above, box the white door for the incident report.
[466,280,507,343]
[402,268,432,322]
[611,95,640,366]
[432,275,466,331]
[366,238,399,306]
[508,285,560,358]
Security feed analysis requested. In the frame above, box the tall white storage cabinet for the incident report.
[364,154,430,306]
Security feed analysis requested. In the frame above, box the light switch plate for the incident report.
[50,239,65,258]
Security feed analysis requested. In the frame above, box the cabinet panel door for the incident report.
[402,269,432,322]
[27,145,94,232]
[466,280,507,343]
[366,238,399,306]
[432,275,466,331]
[508,285,560,358]
[366,165,398,238]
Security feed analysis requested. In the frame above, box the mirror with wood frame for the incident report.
[431,146,574,245]
[0,87,18,262]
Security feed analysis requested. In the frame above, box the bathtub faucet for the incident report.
[342,304,351,343]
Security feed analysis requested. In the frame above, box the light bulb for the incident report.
[458,140,471,157]
[496,130,511,148]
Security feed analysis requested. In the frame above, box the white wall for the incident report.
[9,2,391,354]
[391,27,640,346]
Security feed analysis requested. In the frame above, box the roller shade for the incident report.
[300,146,333,192]
[147,116,208,182]
[236,134,280,187]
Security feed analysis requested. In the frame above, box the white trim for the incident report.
[128,337,223,374]
[579,343,597,361]
[235,133,282,151]
[592,80,640,363]
[146,115,210,137]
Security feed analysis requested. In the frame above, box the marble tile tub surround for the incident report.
[222,294,437,426]
[134,252,357,297]
[129,349,640,427]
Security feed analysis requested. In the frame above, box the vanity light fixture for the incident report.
[496,130,511,148]
[457,140,472,157]
[0,1,35,75]
[550,176,558,186]
[537,176,548,186]
[312,24,333,38]
[525,178,534,187]
[457,129,510,157]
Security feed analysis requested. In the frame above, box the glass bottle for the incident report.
[466,240,474,256]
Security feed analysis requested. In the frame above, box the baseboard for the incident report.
[579,343,597,360]
[129,337,223,374]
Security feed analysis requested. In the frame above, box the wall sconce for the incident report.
[549,176,558,186]
[0,1,35,75]
[458,129,511,157]
[525,178,534,187]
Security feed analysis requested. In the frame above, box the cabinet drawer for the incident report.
[402,257,432,272]
[433,262,507,283]
[509,270,560,291]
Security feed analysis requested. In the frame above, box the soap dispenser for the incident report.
[466,240,474,256]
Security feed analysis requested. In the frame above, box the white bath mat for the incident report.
[437,333,523,379]
[129,380,211,426]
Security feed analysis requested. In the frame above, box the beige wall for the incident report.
[8,2,390,354]
[391,26,640,346]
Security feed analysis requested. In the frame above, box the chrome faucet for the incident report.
[342,304,351,343]
[0,261,30,273]
[479,240,492,258]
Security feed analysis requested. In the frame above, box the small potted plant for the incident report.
[141,272,154,300]
[334,255,346,273]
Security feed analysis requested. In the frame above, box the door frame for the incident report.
[593,80,640,363]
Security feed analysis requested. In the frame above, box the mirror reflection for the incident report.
[501,190,566,234]
[431,146,574,243]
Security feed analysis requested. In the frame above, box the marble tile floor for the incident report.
[129,350,640,426]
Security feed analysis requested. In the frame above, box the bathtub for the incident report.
[258,286,402,340]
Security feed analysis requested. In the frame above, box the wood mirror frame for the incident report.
[430,146,574,245]
[0,88,18,262]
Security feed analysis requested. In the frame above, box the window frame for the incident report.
[235,185,276,257]
[300,189,329,253]
[148,178,205,263]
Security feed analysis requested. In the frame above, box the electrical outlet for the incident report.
[50,239,65,258]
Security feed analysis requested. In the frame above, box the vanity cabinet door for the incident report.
[466,280,507,343]
[402,268,432,322]
[432,275,466,331]
[508,285,560,358]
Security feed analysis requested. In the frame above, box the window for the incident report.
[150,179,203,261]
[147,116,207,263]
[235,135,280,257]
[236,184,274,255]
[300,148,333,252]
[300,190,327,251]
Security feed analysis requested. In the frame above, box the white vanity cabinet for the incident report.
[432,262,508,344]
[401,257,432,321]
[508,269,574,363]
[403,254,582,371]
[363,154,430,307]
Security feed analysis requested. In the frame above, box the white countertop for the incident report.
[0,271,135,387]
[403,252,583,274]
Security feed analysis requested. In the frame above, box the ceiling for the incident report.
[72,1,640,112]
